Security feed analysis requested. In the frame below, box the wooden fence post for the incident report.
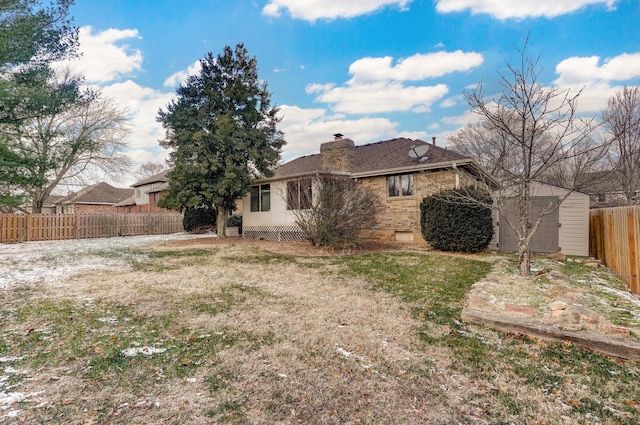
[630,212,639,294]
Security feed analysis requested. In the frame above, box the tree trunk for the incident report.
[216,207,227,239]
[518,244,531,276]
[31,198,43,214]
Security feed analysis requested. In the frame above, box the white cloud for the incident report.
[442,107,488,127]
[440,96,461,108]
[397,130,429,140]
[100,80,175,152]
[347,51,483,85]
[552,52,640,114]
[163,60,202,88]
[277,105,400,161]
[61,26,143,84]
[263,0,412,21]
[435,0,617,19]
[309,81,449,114]
[307,51,482,114]
[554,53,640,86]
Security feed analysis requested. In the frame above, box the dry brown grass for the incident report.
[2,240,460,424]
[1,237,639,424]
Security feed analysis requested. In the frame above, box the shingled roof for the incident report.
[56,182,134,205]
[271,137,471,180]
[130,168,171,187]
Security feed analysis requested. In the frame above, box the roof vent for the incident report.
[333,133,343,140]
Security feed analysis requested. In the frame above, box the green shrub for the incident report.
[183,206,217,232]
[420,189,493,253]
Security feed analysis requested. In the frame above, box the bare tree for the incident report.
[451,39,603,276]
[15,91,131,212]
[290,174,379,247]
[601,86,640,206]
[136,161,167,179]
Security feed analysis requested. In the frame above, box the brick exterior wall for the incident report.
[358,168,478,244]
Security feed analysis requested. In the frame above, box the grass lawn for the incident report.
[1,240,638,424]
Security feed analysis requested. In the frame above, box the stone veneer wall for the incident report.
[358,168,478,244]
[320,139,355,173]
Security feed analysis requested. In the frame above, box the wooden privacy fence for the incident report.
[590,207,640,294]
[0,213,184,243]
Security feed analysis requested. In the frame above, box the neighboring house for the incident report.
[53,182,134,214]
[579,170,640,208]
[115,169,174,214]
[25,195,65,214]
[242,135,495,244]
[491,182,590,257]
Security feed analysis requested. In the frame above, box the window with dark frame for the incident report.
[287,178,312,210]
[250,184,271,212]
[387,173,414,197]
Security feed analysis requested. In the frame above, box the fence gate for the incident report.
[499,197,560,254]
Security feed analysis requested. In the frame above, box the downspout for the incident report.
[452,163,460,190]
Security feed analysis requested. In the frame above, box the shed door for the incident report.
[499,197,559,254]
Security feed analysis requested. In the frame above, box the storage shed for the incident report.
[491,182,590,256]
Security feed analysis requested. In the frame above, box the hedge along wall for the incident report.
[357,168,482,244]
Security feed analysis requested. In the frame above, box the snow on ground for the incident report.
[0,233,208,418]
[0,233,213,290]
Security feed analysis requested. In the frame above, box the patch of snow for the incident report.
[0,233,211,290]
[0,390,44,418]
[121,346,167,357]
[335,346,374,369]
[336,347,352,358]
[97,317,119,324]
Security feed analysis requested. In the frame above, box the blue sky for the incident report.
[66,0,640,185]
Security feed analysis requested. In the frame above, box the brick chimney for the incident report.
[320,134,355,172]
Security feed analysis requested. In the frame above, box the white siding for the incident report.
[558,192,589,256]
[243,181,298,227]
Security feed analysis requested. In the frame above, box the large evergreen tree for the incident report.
[158,43,285,237]
[0,0,80,209]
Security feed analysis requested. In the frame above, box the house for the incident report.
[26,194,65,215]
[578,170,639,208]
[53,182,134,214]
[490,182,590,256]
[242,135,494,244]
[115,169,174,213]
